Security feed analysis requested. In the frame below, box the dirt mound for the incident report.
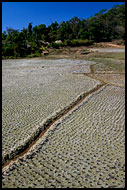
[91,41,125,48]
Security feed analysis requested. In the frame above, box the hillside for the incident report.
[2,4,125,59]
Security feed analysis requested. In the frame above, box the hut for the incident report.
[55,40,62,44]
[42,51,49,56]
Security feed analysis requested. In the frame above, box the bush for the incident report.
[50,42,59,48]
[27,53,41,58]
[56,42,65,47]
[48,41,65,48]
[47,39,93,49]
[64,39,72,46]
[70,39,93,47]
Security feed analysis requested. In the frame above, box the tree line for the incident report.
[2,4,125,58]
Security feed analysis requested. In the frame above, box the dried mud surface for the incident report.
[2,57,125,188]
[2,85,125,188]
[87,73,125,88]
[89,48,125,52]
[2,59,100,163]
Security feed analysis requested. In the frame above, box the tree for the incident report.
[33,24,47,42]
[48,21,59,42]
[2,31,7,40]
[2,4,125,58]
[28,22,32,34]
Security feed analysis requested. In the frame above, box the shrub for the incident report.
[64,39,72,46]
[48,39,93,48]
[27,53,41,58]
[50,42,59,48]
[70,39,93,47]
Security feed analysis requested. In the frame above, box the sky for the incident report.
[2,2,125,32]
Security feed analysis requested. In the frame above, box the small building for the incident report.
[42,51,49,55]
[55,40,62,44]
[43,42,49,45]
[42,41,49,46]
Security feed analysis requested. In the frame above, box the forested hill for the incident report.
[2,4,125,58]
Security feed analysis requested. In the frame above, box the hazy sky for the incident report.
[2,2,125,32]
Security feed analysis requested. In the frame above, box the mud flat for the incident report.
[2,85,125,188]
[2,58,100,164]
[87,73,125,88]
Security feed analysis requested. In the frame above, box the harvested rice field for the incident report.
[87,73,125,88]
[2,59,100,163]
[2,85,125,188]
[2,55,125,188]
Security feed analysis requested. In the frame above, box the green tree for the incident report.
[28,22,32,34]
[48,21,59,42]
[2,4,125,58]
[2,31,7,40]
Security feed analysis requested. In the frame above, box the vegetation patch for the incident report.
[2,4,125,59]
